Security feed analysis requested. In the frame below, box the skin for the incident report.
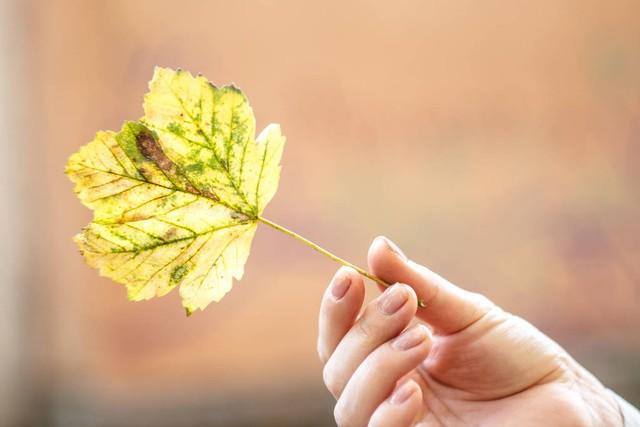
[318,236,623,427]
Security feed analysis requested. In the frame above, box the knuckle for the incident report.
[473,292,495,310]
[354,299,394,342]
[322,362,341,398]
[333,402,353,427]
[355,317,375,341]
[360,352,379,374]
[316,340,327,364]
[359,351,394,383]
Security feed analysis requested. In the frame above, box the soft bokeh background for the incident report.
[1,0,639,425]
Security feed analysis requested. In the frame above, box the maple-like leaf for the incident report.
[67,67,400,315]
[67,67,285,314]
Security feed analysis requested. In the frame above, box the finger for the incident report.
[368,236,494,335]
[369,379,424,427]
[317,266,365,363]
[323,283,417,398]
[334,325,430,427]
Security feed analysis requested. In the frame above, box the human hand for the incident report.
[317,237,623,426]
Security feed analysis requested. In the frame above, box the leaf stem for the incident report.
[258,216,427,308]
[257,216,390,288]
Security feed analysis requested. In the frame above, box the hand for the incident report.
[317,237,623,426]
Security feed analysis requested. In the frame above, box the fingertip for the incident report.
[368,236,393,266]
[327,267,352,301]
[372,236,407,260]
[390,379,421,405]
[388,282,419,315]
[368,236,410,280]
[325,266,363,302]
[391,323,432,354]
[318,267,366,363]
[398,283,418,307]
[370,379,423,427]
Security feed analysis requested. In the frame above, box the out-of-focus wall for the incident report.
[0,0,29,425]
[5,0,639,425]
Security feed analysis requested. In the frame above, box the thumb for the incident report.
[368,236,494,335]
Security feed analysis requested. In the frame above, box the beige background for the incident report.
[1,0,638,425]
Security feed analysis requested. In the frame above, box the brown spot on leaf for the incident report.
[135,128,207,197]
[201,188,220,202]
[184,182,202,196]
[138,166,151,181]
[164,227,178,240]
[230,211,250,221]
[136,128,175,172]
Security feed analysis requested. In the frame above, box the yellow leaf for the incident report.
[67,68,285,313]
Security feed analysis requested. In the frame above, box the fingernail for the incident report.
[391,380,418,405]
[379,236,407,261]
[392,324,429,351]
[378,284,409,315]
[330,271,351,301]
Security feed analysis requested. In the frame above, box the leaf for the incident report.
[67,67,285,313]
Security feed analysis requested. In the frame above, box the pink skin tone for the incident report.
[318,237,623,427]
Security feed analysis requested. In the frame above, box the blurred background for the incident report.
[0,0,639,425]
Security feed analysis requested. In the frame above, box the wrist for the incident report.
[566,358,624,427]
[604,389,626,427]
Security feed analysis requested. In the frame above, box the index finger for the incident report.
[317,266,365,363]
